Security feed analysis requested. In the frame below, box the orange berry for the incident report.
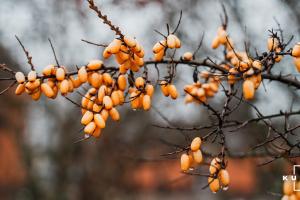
[117,75,127,91]
[81,111,94,125]
[41,83,54,98]
[160,81,169,97]
[209,157,221,174]
[109,107,120,121]
[101,109,109,121]
[84,121,96,135]
[135,77,145,88]
[192,149,203,164]
[43,65,54,76]
[180,153,190,171]
[142,94,151,111]
[56,67,65,81]
[111,91,120,106]
[124,36,136,48]
[97,85,106,103]
[154,50,165,61]
[107,39,122,54]
[294,57,300,72]
[243,80,255,100]
[183,52,193,61]
[167,34,177,49]
[31,89,41,101]
[94,113,106,129]
[145,84,154,97]
[168,84,178,99]
[92,127,102,138]
[78,66,88,83]
[292,43,300,57]
[87,60,103,70]
[218,169,230,187]
[103,96,113,110]
[59,79,69,95]
[103,73,113,86]
[211,36,220,49]
[153,40,166,54]
[208,177,220,193]
[190,137,202,151]
[130,91,140,109]
[15,83,25,95]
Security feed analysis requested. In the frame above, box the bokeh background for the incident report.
[0,0,300,199]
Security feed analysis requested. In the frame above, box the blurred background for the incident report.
[0,0,300,199]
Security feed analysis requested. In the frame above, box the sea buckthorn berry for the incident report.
[153,41,166,54]
[56,67,65,81]
[103,96,113,110]
[28,70,37,82]
[117,90,125,105]
[68,80,74,92]
[31,89,41,101]
[15,72,25,84]
[208,177,220,193]
[180,153,190,171]
[243,80,255,100]
[183,52,193,61]
[294,57,300,72]
[154,50,165,61]
[267,37,279,51]
[41,83,54,98]
[92,127,102,138]
[174,35,181,48]
[101,109,109,121]
[59,79,69,95]
[43,65,54,76]
[292,43,300,57]
[103,73,113,85]
[87,60,103,70]
[94,113,106,129]
[111,91,120,106]
[168,84,178,99]
[98,85,106,103]
[25,79,40,91]
[190,137,202,151]
[81,111,94,125]
[283,179,293,195]
[15,84,25,95]
[109,107,120,121]
[211,36,220,49]
[218,169,230,187]
[192,150,203,164]
[142,95,151,111]
[135,77,145,88]
[90,72,102,88]
[116,75,126,91]
[107,39,122,54]
[209,157,221,174]
[145,84,154,97]
[130,91,140,109]
[124,36,136,48]
[84,121,96,135]
[78,66,88,83]
[103,49,111,59]
[160,81,169,97]
[167,34,177,49]
[92,103,102,113]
